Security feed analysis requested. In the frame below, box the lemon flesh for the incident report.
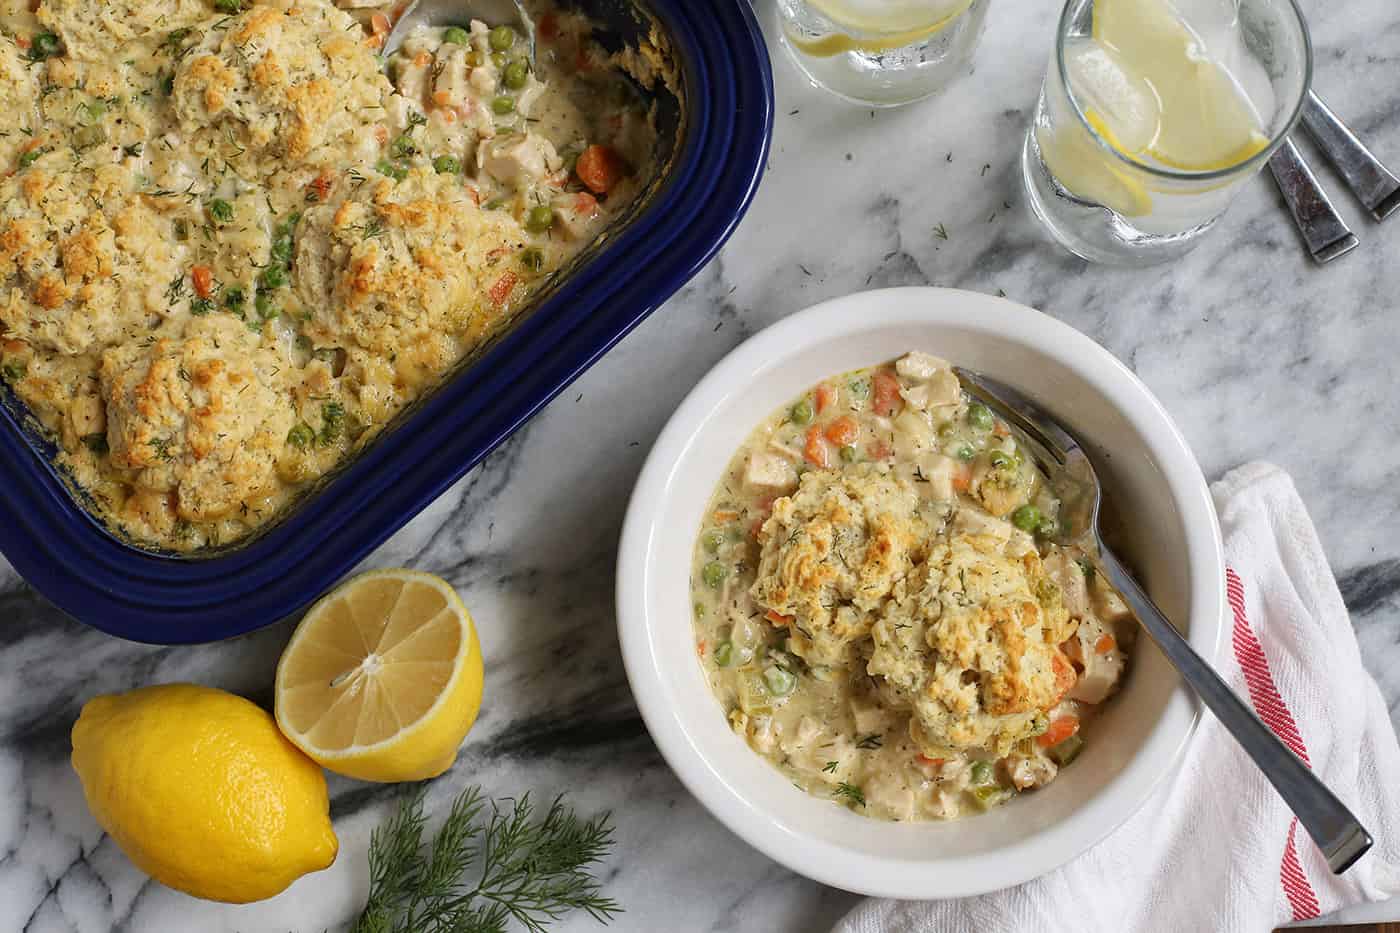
[275,568,484,783]
[789,0,973,57]
[1092,0,1270,171]
[71,684,337,904]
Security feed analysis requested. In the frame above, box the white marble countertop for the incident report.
[4,1,1400,931]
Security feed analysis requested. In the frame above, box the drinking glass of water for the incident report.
[777,0,992,107]
[1021,0,1311,265]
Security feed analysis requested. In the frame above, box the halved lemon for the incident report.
[275,569,484,783]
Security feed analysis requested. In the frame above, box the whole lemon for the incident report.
[71,683,338,903]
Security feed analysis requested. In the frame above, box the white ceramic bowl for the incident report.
[616,287,1225,899]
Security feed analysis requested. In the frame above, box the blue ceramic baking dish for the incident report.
[0,0,772,643]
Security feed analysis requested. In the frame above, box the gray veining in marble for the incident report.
[5,0,1400,930]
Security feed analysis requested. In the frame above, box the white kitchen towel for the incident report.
[834,462,1400,933]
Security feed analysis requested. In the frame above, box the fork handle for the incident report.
[1096,548,1373,874]
[1301,91,1400,221]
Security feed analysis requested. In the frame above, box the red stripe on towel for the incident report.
[1226,568,1321,921]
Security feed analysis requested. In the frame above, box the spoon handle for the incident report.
[1301,91,1400,221]
[1095,547,1373,874]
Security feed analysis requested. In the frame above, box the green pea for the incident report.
[839,444,857,463]
[503,59,529,89]
[286,423,315,450]
[988,449,1012,469]
[488,24,516,50]
[258,264,287,289]
[702,529,725,553]
[432,154,461,175]
[525,204,554,233]
[29,32,61,61]
[519,247,544,271]
[208,198,234,223]
[391,134,417,157]
[1035,516,1059,539]
[1011,504,1042,532]
[443,25,470,45]
[970,760,994,785]
[713,642,734,667]
[491,95,516,115]
[491,50,508,69]
[790,399,813,425]
[701,561,726,588]
[955,444,976,461]
[223,287,246,310]
[967,402,994,431]
[376,159,408,181]
[763,665,796,697]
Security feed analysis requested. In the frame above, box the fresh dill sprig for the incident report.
[855,733,883,750]
[833,782,866,808]
[353,785,622,933]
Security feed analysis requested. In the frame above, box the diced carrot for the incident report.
[466,186,480,206]
[1050,650,1076,702]
[815,384,836,414]
[538,12,559,41]
[867,439,892,461]
[992,422,1010,438]
[1095,634,1116,655]
[917,755,945,767]
[432,89,452,107]
[572,191,599,215]
[413,51,432,67]
[308,172,334,202]
[14,35,29,49]
[824,415,858,446]
[575,144,625,194]
[488,271,518,306]
[804,425,828,468]
[435,106,457,124]
[765,609,793,627]
[1036,715,1080,748]
[697,640,706,658]
[365,33,384,50]
[871,369,903,417]
[952,466,972,493]
[190,265,213,298]
[370,12,391,35]
[374,124,389,145]
[712,509,739,523]
[2,339,25,353]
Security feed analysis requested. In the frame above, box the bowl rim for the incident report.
[616,286,1226,899]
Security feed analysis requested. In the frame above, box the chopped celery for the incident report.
[1049,734,1084,766]
[970,784,1012,810]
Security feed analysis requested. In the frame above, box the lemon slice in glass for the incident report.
[275,569,484,783]
[1037,118,1153,217]
[1093,0,1270,172]
[789,0,974,57]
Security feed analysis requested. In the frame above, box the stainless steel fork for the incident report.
[953,366,1374,875]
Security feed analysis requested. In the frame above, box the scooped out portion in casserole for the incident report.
[690,353,1137,821]
[0,0,662,551]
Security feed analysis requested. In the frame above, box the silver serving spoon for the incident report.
[382,0,536,61]
[1268,138,1359,264]
[953,366,1373,876]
